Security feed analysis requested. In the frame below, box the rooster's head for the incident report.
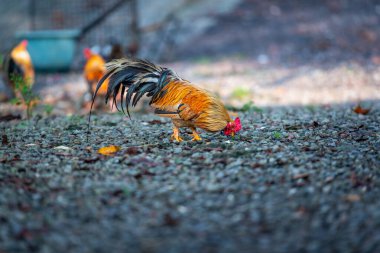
[223,117,241,137]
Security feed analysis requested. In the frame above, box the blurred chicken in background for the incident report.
[2,40,35,99]
[83,47,109,109]
[83,47,107,95]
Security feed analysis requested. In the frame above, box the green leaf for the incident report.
[10,98,21,105]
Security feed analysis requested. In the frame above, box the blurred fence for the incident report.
[0,0,242,65]
[29,0,137,49]
[0,0,30,52]
[0,0,194,65]
[0,0,138,67]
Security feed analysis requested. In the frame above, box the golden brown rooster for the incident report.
[2,40,34,98]
[91,58,241,141]
[83,48,108,96]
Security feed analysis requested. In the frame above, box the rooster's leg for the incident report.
[190,127,202,141]
[171,126,183,142]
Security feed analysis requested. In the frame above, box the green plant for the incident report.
[66,115,86,131]
[68,115,84,124]
[305,104,316,113]
[10,74,39,119]
[226,101,263,113]
[273,131,282,139]
[122,187,131,196]
[241,101,263,113]
[44,104,54,116]
[194,56,212,64]
[15,121,29,130]
[231,87,250,100]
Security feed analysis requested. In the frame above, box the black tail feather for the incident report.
[87,67,117,141]
[87,57,181,140]
[92,58,179,117]
[120,84,127,115]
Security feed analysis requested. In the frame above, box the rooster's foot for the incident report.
[171,126,183,142]
[191,135,202,142]
[191,128,202,141]
[171,134,183,142]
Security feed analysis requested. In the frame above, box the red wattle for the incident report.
[234,117,241,132]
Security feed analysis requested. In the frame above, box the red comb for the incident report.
[20,40,28,47]
[83,48,92,59]
[234,117,241,132]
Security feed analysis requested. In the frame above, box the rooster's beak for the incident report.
[231,132,235,137]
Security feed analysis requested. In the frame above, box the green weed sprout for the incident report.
[10,74,39,119]
[273,131,282,139]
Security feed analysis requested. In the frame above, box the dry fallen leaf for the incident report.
[292,173,310,180]
[344,194,361,202]
[125,146,141,155]
[353,105,370,115]
[2,135,9,146]
[147,120,166,125]
[98,145,121,156]
[85,146,93,153]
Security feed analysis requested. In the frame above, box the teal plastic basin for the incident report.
[16,29,81,72]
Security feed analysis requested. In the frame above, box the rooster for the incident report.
[83,48,108,96]
[83,48,110,109]
[90,58,241,141]
[2,40,34,98]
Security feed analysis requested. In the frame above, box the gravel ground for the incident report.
[1,102,379,253]
[1,1,380,252]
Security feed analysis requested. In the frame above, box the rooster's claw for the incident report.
[191,136,202,142]
[171,134,183,142]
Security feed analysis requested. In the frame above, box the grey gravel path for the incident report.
[1,103,380,253]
